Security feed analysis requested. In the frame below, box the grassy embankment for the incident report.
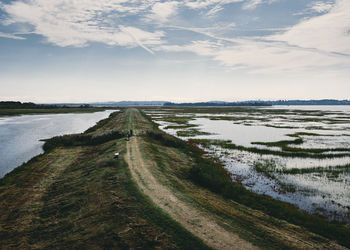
[139,109,350,249]
[1,108,349,249]
[0,109,208,249]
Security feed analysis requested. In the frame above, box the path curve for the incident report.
[125,136,258,250]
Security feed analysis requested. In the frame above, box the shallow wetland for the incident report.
[144,106,350,221]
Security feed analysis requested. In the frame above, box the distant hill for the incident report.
[90,101,167,106]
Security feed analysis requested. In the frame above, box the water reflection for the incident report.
[0,110,115,177]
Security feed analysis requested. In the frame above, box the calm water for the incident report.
[149,106,350,220]
[0,110,115,178]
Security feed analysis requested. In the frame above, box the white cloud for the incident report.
[158,38,350,73]
[311,1,334,13]
[1,0,164,52]
[271,0,350,54]
[156,0,350,73]
[185,0,243,9]
[206,4,224,17]
[242,0,277,10]
[0,31,26,40]
[242,0,263,10]
[294,1,334,15]
[1,0,349,74]
[147,1,179,22]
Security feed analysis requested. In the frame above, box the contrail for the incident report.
[119,25,155,55]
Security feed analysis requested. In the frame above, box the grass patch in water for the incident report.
[154,116,194,125]
[164,124,198,129]
[144,128,350,248]
[252,135,350,154]
[176,129,212,137]
[190,139,350,159]
[253,159,279,179]
[252,138,303,147]
[281,164,350,175]
[286,132,328,137]
[253,160,297,193]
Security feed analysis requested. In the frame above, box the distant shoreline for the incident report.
[2,100,350,108]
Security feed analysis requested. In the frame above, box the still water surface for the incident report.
[0,110,114,178]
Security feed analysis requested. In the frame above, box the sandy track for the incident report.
[125,136,258,250]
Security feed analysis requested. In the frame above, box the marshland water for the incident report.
[0,110,114,178]
[145,106,350,221]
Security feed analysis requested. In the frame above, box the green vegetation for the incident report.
[191,138,350,158]
[164,124,198,129]
[42,130,124,151]
[0,101,53,109]
[0,107,109,116]
[280,164,350,175]
[0,100,118,116]
[176,128,211,137]
[2,107,350,249]
[252,160,297,193]
[84,111,121,133]
[286,132,326,137]
[0,109,208,249]
[253,159,279,179]
[153,116,194,125]
[144,124,350,248]
[252,135,350,154]
[0,101,96,110]
[252,137,303,147]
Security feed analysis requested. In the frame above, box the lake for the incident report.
[0,110,115,178]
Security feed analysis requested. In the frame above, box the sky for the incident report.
[0,0,349,103]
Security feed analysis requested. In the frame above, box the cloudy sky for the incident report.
[0,0,349,102]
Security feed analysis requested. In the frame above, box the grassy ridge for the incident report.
[142,115,350,248]
[0,109,209,249]
[42,131,124,151]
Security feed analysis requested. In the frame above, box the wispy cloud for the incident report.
[242,0,263,10]
[242,0,277,10]
[159,0,350,73]
[311,1,334,13]
[271,0,350,54]
[1,0,349,73]
[0,31,25,40]
[1,0,164,52]
[294,1,334,15]
[157,38,350,73]
[184,0,243,9]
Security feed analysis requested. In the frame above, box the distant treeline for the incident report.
[0,101,92,109]
[164,101,270,107]
[164,99,350,106]
[264,99,350,105]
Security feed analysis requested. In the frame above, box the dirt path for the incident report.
[125,136,258,250]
